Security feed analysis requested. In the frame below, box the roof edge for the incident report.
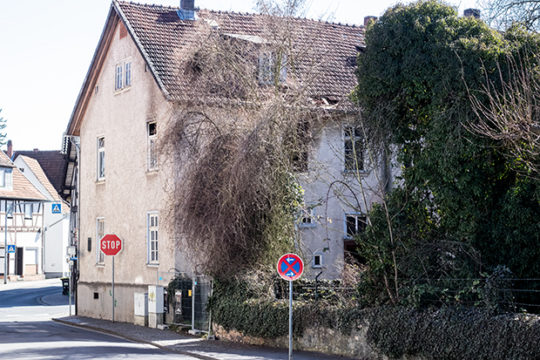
[113,0,171,101]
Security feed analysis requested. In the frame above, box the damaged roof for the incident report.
[116,1,364,103]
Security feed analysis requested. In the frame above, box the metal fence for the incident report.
[168,274,213,334]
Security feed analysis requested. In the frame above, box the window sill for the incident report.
[298,224,316,229]
[146,169,159,175]
[95,263,105,267]
[114,86,131,95]
[96,179,106,185]
[312,265,323,269]
[146,263,159,267]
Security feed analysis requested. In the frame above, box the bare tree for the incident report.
[469,55,540,180]
[481,0,540,31]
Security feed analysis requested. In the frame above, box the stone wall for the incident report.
[213,324,381,359]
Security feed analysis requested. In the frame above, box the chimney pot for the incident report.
[33,148,39,152]
[7,140,12,159]
[364,16,377,27]
[464,8,481,19]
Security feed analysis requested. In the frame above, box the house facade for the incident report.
[0,151,48,280]
[13,153,70,278]
[64,0,389,323]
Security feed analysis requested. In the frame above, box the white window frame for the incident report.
[298,205,316,228]
[344,213,366,239]
[258,52,287,85]
[24,202,33,220]
[147,122,158,171]
[96,217,105,264]
[344,125,364,172]
[312,253,323,269]
[147,212,159,265]
[0,167,13,190]
[125,62,132,87]
[115,60,132,91]
[97,137,105,181]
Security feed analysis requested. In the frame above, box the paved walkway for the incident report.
[52,315,353,360]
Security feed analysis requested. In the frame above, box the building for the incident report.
[13,151,70,278]
[63,0,389,323]
[0,151,47,280]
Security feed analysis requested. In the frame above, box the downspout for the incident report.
[70,136,81,315]
[41,203,45,277]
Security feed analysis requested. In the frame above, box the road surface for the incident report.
[0,279,196,359]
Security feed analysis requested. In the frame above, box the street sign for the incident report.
[7,245,15,254]
[52,203,62,214]
[100,234,122,256]
[277,253,304,281]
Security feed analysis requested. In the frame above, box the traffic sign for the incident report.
[52,203,62,214]
[7,245,15,254]
[100,234,122,256]
[277,253,304,281]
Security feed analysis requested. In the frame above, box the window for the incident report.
[96,218,105,264]
[115,64,123,91]
[0,167,13,189]
[312,253,323,268]
[147,213,159,264]
[344,126,364,172]
[97,137,105,181]
[114,61,132,91]
[258,52,287,85]
[344,213,366,239]
[291,120,310,172]
[24,203,32,219]
[147,122,157,171]
[299,206,316,228]
[125,62,132,87]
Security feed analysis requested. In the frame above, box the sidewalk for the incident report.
[53,316,353,360]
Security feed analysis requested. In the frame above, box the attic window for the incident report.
[258,52,287,85]
[0,167,13,190]
[119,23,128,39]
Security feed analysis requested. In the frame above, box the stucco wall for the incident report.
[299,120,386,280]
[77,21,180,322]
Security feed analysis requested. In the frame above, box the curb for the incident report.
[52,318,217,360]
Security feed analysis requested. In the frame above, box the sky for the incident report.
[0,0,479,151]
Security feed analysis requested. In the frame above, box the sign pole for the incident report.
[112,256,115,322]
[289,279,293,360]
[4,200,7,285]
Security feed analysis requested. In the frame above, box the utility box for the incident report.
[134,292,148,327]
[148,285,164,328]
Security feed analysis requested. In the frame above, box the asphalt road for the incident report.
[0,279,197,359]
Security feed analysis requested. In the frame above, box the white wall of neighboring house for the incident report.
[13,157,70,278]
[42,203,70,277]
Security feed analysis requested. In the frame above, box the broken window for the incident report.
[344,125,364,171]
[147,122,158,171]
[345,213,366,239]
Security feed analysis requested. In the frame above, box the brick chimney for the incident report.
[464,8,481,19]
[178,0,196,20]
[6,140,12,159]
[364,16,377,27]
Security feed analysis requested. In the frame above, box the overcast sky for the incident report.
[0,0,478,151]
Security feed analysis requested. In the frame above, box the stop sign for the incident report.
[100,234,122,256]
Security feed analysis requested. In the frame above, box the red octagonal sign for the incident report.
[100,234,122,256]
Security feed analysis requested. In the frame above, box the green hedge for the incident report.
[366,307,540,360]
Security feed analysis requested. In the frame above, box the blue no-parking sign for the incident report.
[7,245,15,254]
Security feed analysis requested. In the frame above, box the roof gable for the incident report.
[13,150,67,196]
[17,155,61,202]
[66,0,364,135]
[0,152,46,201]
